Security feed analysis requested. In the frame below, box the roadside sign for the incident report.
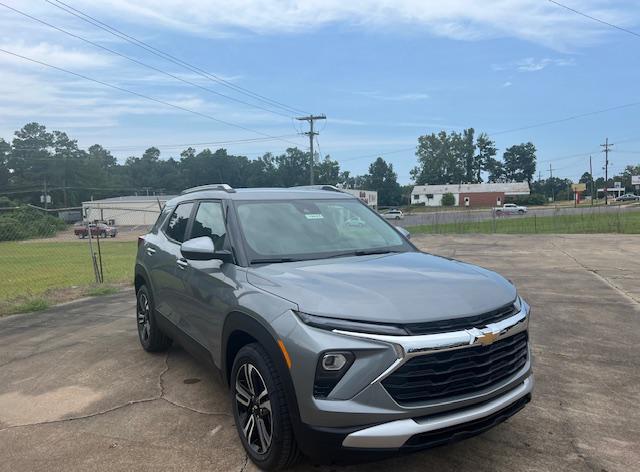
[571,183,586,192]
[632,175,640,185]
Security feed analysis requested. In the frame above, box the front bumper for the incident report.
[343,376,533,448]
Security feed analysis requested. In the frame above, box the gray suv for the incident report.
[134,184,532,470]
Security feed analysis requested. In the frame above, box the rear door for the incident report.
[176,200,238,361]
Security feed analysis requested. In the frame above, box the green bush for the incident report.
[0,207,66,241]
[505,194,546,206]
[441,192,455,206]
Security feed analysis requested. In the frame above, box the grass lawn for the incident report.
[0,240,137,313]
[407,209,640,234]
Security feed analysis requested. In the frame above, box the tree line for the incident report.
[2,122,636,209]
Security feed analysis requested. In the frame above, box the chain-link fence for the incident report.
[0,204,158,315]
[1,200,639,315]
[391,203,640,234]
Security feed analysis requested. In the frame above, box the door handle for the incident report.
[145,247,156,256]
[176,258,189,270]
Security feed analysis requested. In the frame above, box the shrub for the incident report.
[0,207,66,242]
[441,192,455,206]
[505,194,546,206]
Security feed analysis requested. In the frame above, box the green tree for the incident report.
[362,157,402,207]
[579,172,594,196]
[503,142,536,185]
[475,133,497,182]
[315,155,340,185]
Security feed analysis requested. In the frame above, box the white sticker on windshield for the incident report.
[305,213,324,220]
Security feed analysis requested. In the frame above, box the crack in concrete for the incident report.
[239,454,249,472]
[551,242,640,308]
[0,348,230,434]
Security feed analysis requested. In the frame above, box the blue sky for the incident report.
[1,0,639,184]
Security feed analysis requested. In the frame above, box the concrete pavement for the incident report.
[1,234,639,471]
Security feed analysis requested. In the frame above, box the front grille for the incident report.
[403,302,518,336]
[382,332,528,405]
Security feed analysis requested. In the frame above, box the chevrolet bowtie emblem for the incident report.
[476,331,499,346]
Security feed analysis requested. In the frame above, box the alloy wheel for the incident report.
[235,362,273,455]
[137,292,151,342]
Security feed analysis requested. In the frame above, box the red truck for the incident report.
[74,222,118,239]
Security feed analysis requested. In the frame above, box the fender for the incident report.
[134,263,153,294]
[222,311,303,434]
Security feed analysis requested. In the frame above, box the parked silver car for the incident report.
[381,209,404,220]
[134,184,532,470]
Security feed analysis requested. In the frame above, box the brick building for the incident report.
[410,182,530,207]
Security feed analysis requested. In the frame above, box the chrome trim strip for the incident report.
[334,299,529,385]
[342,376,533,449]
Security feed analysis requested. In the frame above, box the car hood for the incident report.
[247,252,516,324]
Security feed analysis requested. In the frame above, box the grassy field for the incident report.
[0,240,137,314]
[408,209,640,234]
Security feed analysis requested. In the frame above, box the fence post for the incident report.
[86,220,100,283]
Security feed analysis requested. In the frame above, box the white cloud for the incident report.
[355,90,430,101]
[502,81,512,88]
[68,0,637,49]
[0,41,113,69]
[516,57,576,72]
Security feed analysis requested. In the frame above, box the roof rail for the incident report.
[292,185,345,193]
[180,184,235,195]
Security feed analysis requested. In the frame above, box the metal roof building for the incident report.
[82,195,177,226]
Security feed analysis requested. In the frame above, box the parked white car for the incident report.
[493,203,527,215]
[381,209,404,220]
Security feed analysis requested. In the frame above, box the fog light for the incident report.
[322,353,348,371]
[314,351,355,398]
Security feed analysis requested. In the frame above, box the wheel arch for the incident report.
[134,263,151,294]
[222,311,303,430]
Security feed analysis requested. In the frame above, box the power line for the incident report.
[0,47,302,147]
[45,0,308,116]
[0,2,295,119]
[547,0,640,39]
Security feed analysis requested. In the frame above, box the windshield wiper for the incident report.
[322,249,400,259]
[250,257,302,265]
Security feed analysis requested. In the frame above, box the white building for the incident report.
[343,189,378,208]
[82,195,176,226]
[411,182,530,207]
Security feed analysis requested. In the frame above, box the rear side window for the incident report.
[151,206,172,234]
[190,202,227,248]
[164,202,193,243]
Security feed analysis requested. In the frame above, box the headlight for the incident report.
[514,295,522,312]
[296,311,408,336]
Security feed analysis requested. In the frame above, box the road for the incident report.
[392,202,640,227]
[1,234,639,471]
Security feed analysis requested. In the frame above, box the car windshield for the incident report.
[235,199,413,263]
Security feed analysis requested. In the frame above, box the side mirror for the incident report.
[396,226,411,240]
[181,236,234,263]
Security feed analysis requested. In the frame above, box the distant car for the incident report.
[74,222,118,238]
[494,203,527,215]
[614,194,640,202]
[381,209,404,220]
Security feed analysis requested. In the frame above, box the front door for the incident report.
[176,200,238,365]
[153,201,194,325]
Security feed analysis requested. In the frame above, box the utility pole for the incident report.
[601,138,613,205]
[548,163,555,202]
[296,114,326,184]
[589,155,594,206]
[43,177,48,210]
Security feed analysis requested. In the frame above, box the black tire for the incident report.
[136,285,172,352]
[518,210,525,214]
[231,343,300,471]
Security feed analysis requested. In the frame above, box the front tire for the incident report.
[136,285,171,352]
[231,343,299,471]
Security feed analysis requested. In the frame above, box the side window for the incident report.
[151,206,171,234]
[190,202,227,249]
[164,202,194,243]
